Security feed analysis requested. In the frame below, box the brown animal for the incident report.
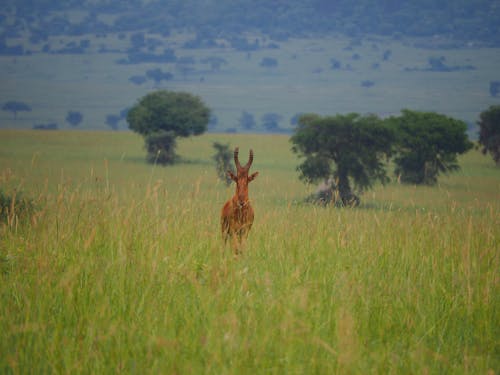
[221,147,259,252]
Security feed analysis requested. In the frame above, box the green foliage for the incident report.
[127,90,210,137]
[478,105,500,166]
[65,110,83,127]
[291,113,394,206]
[2,101,31,118]
[212,142,234,185]
[388,110,473,185]
[127,90,210,164]
[145,130,177,165]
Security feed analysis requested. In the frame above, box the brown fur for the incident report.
[221,147,258,252]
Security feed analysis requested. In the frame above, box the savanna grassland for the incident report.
[2,32,500,133]
[0,130,499,374]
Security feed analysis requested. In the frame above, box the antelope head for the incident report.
[227,147,258,207]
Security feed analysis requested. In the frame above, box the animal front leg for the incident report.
[231,232,240,254]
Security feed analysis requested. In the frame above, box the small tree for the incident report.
[260,57,278,68]
[478,105,500,166]
[291,113,394,206]
[261,112,285,133]
[212,142,234,185]
[66,111,83,127]
[387,110,473,184]
[2,101,31,119]
[106,115,120,130]
[127,90,210,165]
[239,111,256,131]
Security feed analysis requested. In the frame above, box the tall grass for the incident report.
[0,130,498,373]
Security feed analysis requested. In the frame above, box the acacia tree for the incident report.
[387,110,473,184]
[478,105,500,166]
[2,101,31,119]
[127,90,210,164]
[291,113,394,206]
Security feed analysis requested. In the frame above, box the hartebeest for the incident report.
[221,147,258,252]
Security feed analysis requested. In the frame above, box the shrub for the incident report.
[212,142,234,185]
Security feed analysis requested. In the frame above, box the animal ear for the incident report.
[227,170,237,181]
[248,171,259,181]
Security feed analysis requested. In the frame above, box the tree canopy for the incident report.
[2,101,32,118]
[127,90,209,137]
[387,110,473,185]
[478,105,500,166]
[127,90,210,165]
[291,113,394,206]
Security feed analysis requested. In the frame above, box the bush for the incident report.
[260,57,278,68]
[305,180,360,207]
[212,142,234,185]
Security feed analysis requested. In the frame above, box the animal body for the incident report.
[221,147,258,252]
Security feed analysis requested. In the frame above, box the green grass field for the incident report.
[0,130,499,373]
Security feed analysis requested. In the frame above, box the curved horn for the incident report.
[234,147,242,170]
[244,149,254,170]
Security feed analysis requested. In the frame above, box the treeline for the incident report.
[2,0,499,45]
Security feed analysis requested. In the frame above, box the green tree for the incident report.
[478,105,500,166]
[2,101,31,119]
[291,113,394,206]
[387,110,473,185]
[127,90,210,164]
[66,110,83,127]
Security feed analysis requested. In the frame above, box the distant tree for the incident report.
[387,110,473,184]
[212,142,234,185]
[200,56,228,72]
[261,112,284,133]
[146,68,173,84]
[290,113,304,128]
[127,90,210,165]
[477,105,500,166]
[130,32,145,49]
[361,80,375,88]
[65,111,83,127]
[208,114,218,131]
[489,81,500,97]
[291,113,394,206]
[129,75,147,85]
[239,111,256,131]
[106,114,120,130]
[2,101,31,119]
[175,56,196,80]
[119,108,129,120]
[427,56,448,71]
[260,57,278,68]
[330,58,341,70]
[33,123,58,130]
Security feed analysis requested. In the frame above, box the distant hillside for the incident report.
[2,0,499,46]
